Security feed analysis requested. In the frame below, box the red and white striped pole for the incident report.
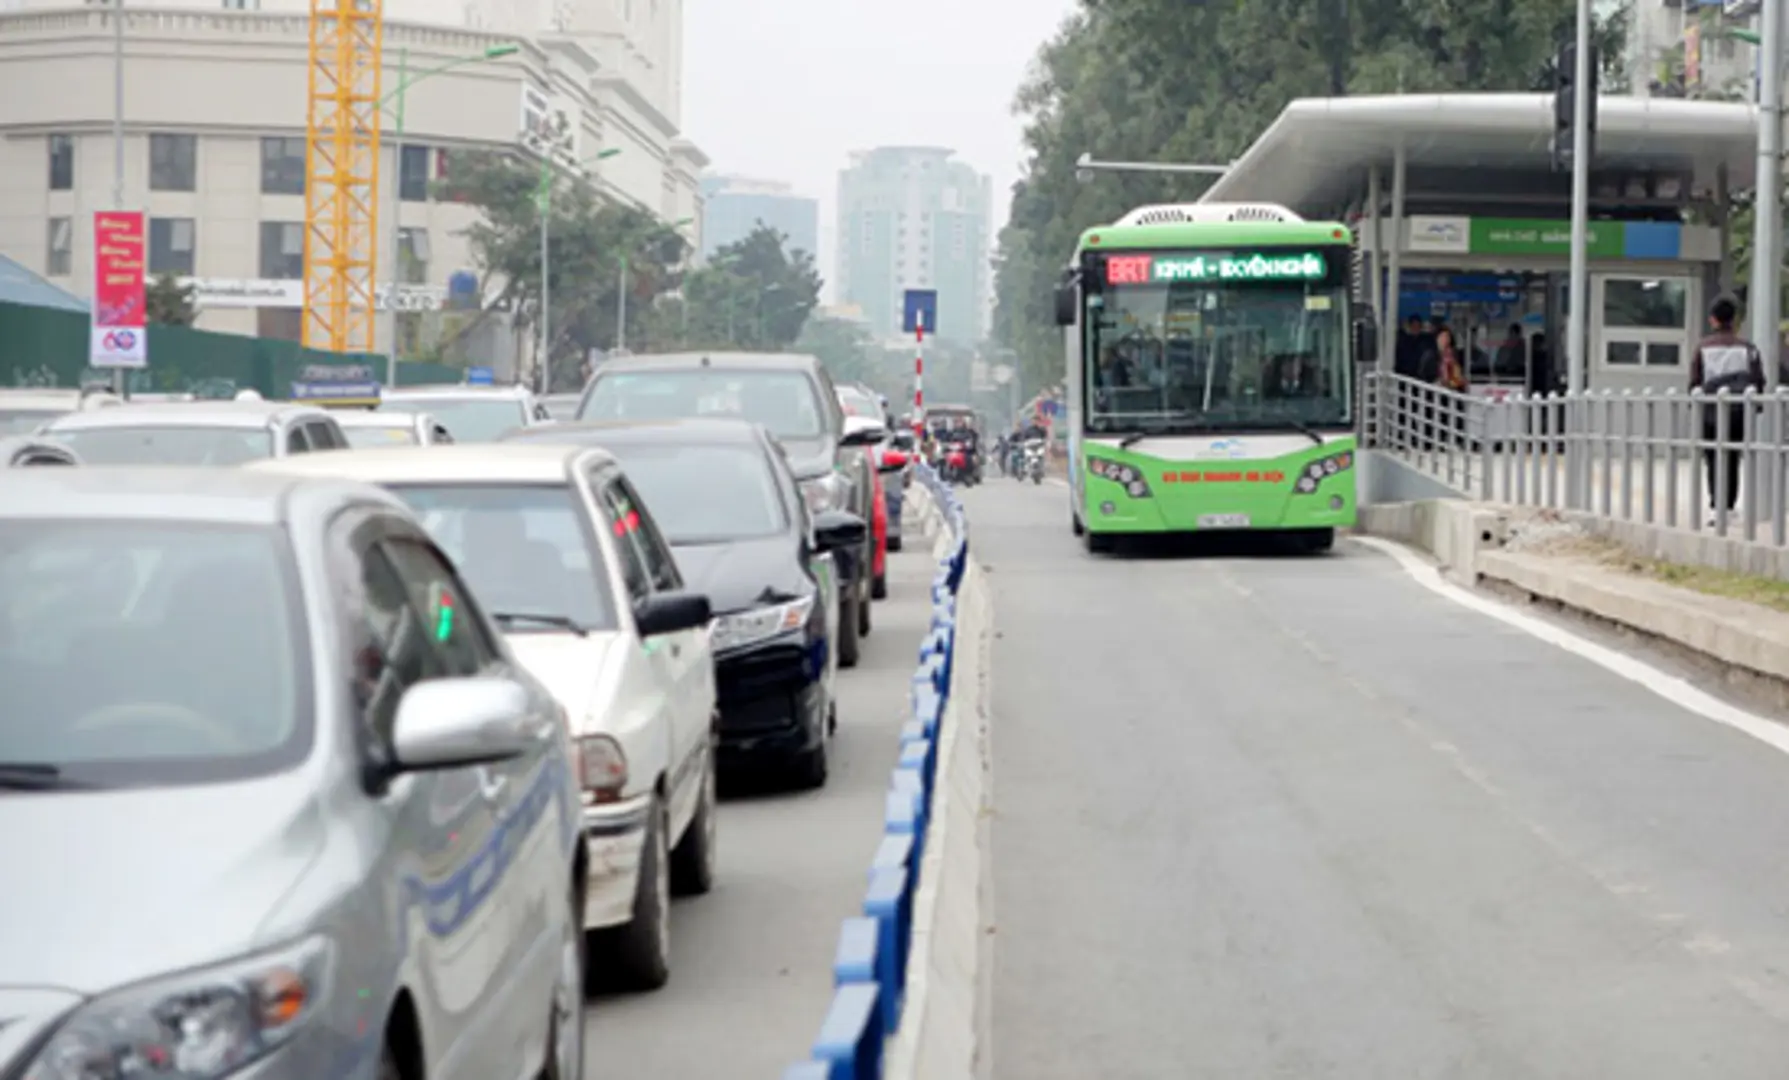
[912,319,925,439]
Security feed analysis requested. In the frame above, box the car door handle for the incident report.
[476,768,508,803]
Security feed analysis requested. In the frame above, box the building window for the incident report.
[399,145,431,201]
[259,221,305,279]
[260,136,306,195]
[149,133,197,192]
[46,217,73,277]
[397,227,430,284]
[149,217,196,276]
[222,0,259,8]
[48,134,74,191]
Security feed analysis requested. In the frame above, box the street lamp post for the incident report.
[1074,151,1232,181]
[381,41,518,387]
[538,148,622,393]
[111,0,125,397]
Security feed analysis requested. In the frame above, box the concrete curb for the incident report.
[1358,499,1789,684]
[884,491,992,1080]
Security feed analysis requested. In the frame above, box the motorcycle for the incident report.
[1023,438,1046,484]
[939,444,973,485]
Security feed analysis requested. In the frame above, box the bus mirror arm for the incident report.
[1352,317,1378,366]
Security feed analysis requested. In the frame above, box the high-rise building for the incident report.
[699,175,819,260]
[1626,0,1758,100]
[835,146,990,343]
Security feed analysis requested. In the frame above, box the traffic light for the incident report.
[1552,40,1600,172]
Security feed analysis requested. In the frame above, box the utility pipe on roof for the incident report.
[1385,146,1406,374]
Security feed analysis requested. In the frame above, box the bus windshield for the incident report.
[1084,255,1350,435]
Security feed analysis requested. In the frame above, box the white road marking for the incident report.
[1353,535,1789,759]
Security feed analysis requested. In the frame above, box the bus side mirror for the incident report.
[1053,283,1077,327]
[1353,318,1378,366]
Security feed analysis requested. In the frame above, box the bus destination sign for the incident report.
[1103,251,1328,285]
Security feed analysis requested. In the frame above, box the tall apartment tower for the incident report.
[835,146,990,342]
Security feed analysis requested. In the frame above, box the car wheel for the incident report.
[377,1047,403,1080]
[540,881,585,1079]
[887,535,903,553]
[872,572,888,600]
[669,757,716,897]
[857,578,873,637]
[1084,529,1113,555]
[598,796,670,992]
[838,591,861,668]
[1071,512,1085,536]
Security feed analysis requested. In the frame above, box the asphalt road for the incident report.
[972,478,1789,1079]
[584,541,934,1077]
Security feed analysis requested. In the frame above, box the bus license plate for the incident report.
[1198,513,1251,529]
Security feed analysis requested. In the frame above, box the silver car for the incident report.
[0,468,586,1080]
[40,400,351,465]
[378,385,551,443]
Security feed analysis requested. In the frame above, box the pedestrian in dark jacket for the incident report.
[1689,296,1765,524]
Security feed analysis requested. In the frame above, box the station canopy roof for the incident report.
[1200,93,1760,214]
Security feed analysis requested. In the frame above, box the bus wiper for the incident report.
[0,763,93,791]
[1260,418,1325,446]
[1117,419,1197,450]
[492,612,590,637]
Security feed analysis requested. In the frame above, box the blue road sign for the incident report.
[466,365,495,386]
[902,290,938,335]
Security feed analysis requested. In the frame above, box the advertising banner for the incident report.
[91,210,147,369]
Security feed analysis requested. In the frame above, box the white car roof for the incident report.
[333,410,425,429]
[381,384,532,401]
[43,400,327,431]
[246,442,612,485]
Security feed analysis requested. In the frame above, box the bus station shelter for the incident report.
[1199,93,1761,394]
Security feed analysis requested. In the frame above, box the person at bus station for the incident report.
[1689,295,1765,526]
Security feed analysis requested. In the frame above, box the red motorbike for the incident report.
[941,445,972,485]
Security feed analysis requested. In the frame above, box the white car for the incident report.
[250,443,719,992]
[378,384,552,442]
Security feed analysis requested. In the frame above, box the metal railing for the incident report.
[783,463,968,1078]
[1361,371,1789,547]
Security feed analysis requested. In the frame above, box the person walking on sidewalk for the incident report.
[1689,296,1765,527]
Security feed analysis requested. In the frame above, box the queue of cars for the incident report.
[0,359,909,1080]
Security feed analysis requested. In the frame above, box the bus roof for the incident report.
[1075,219,1352,255]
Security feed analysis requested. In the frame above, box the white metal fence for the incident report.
[1361,372,1789,548]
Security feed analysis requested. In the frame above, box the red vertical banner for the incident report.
[90,210,148,369]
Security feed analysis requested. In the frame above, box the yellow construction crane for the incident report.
[302,0,384,355]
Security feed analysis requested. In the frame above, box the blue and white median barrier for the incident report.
[788,461,973,1079]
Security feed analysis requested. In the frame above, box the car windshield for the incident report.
[837,388,880,419]
[52,425,274,465]
[386,484,617,631]
[0,521,307,786]
[1085,250,1351,434]
[0,410,61,436]
[380,397,525,442]
[609,443,787,544]
[580,369,825,439]
[542,396,581,422]
[341,424,420,449]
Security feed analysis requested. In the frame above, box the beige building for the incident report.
[0,2,707,363]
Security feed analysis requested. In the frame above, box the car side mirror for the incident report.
[813,509,867,552]
[390,676,535,771]
[635,590,712,638]
[841,416,887,447]
[1053,282,1078,327]
[878,450,909,472]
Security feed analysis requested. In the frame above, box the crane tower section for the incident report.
[302,0,384,354]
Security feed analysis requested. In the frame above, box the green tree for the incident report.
[677,225,822,351]
[145,272,196,327]
[436,151,690,389]
[993,0,1633,395]
[796,314,877,384]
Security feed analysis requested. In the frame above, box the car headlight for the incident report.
[711,596,814,653]
[22,936,332,1080]
[800,472,850,516]
[575,733,627,804]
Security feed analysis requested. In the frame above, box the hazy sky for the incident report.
[681,0,1079,299]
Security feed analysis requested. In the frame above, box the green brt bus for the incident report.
[1054,203,1375,553]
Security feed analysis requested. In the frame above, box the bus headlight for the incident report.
[1085,455,1152,498]
[1293,450,1354,495]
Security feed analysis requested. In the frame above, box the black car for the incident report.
[575,352,884,668]
[500,417,867,788]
